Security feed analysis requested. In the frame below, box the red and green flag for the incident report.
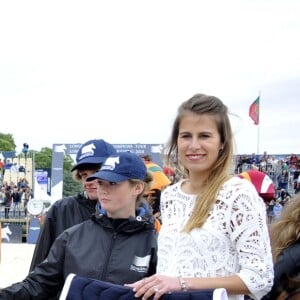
[249,96,259,125]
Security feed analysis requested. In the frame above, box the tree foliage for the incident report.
[63,170,82,197]
[34,147,52,169]
[0,133,16,151]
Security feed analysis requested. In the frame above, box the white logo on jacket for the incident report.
[130,255,151,273]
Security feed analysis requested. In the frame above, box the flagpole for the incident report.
[257,124,260,155]
[257,91,261,155]
[249,93,261,156]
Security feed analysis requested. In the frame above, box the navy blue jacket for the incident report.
[262,240,300,299]
[0,211,157,300]
[30,192,96,272]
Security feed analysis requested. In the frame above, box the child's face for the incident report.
[96,180,143,218]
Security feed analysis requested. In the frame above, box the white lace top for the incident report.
[157,177,274,300]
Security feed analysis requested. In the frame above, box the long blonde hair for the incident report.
[164,93,233,232]
[269,194,300,262]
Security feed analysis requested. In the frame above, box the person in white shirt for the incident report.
[128,93,274,300]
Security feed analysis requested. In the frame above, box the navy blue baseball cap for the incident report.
[86,152,147,182]
[71,139,116,171]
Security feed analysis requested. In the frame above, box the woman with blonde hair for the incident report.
[129,93,273,300]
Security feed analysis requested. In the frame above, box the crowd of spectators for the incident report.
[234,151,300,223]
[235,151,300,193]
[1,150,299,223]
[0,178,33,219]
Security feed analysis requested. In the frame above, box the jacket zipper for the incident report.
[100,231,117,279]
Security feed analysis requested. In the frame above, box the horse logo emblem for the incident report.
[54,144,66,153]
[80,143,96,156]
[151,144,163,153]
[2,225,12,242]
[102,157,120,171]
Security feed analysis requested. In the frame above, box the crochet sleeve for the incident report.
[225,179,274,299]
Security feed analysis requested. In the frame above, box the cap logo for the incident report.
[102,156,120,171]
[79,143,96,160]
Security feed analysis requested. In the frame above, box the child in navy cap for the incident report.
[87,152,152,218]
[0,152,158,299]
[30,139,117,272]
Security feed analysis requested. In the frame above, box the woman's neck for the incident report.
[184,173,207,195]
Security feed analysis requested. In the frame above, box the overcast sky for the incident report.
[0,0,299,156]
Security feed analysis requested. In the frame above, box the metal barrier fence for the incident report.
[0,204,28,220]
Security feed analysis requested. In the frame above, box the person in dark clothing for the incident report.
[4,188,12,219]
[276,266,300,300]
[29,139,117,272]
[262,194,300,299]
[0,152,157,300]
[11,187,21,217]
[147,189,161,217]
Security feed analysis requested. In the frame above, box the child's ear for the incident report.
[134,182,144,195]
